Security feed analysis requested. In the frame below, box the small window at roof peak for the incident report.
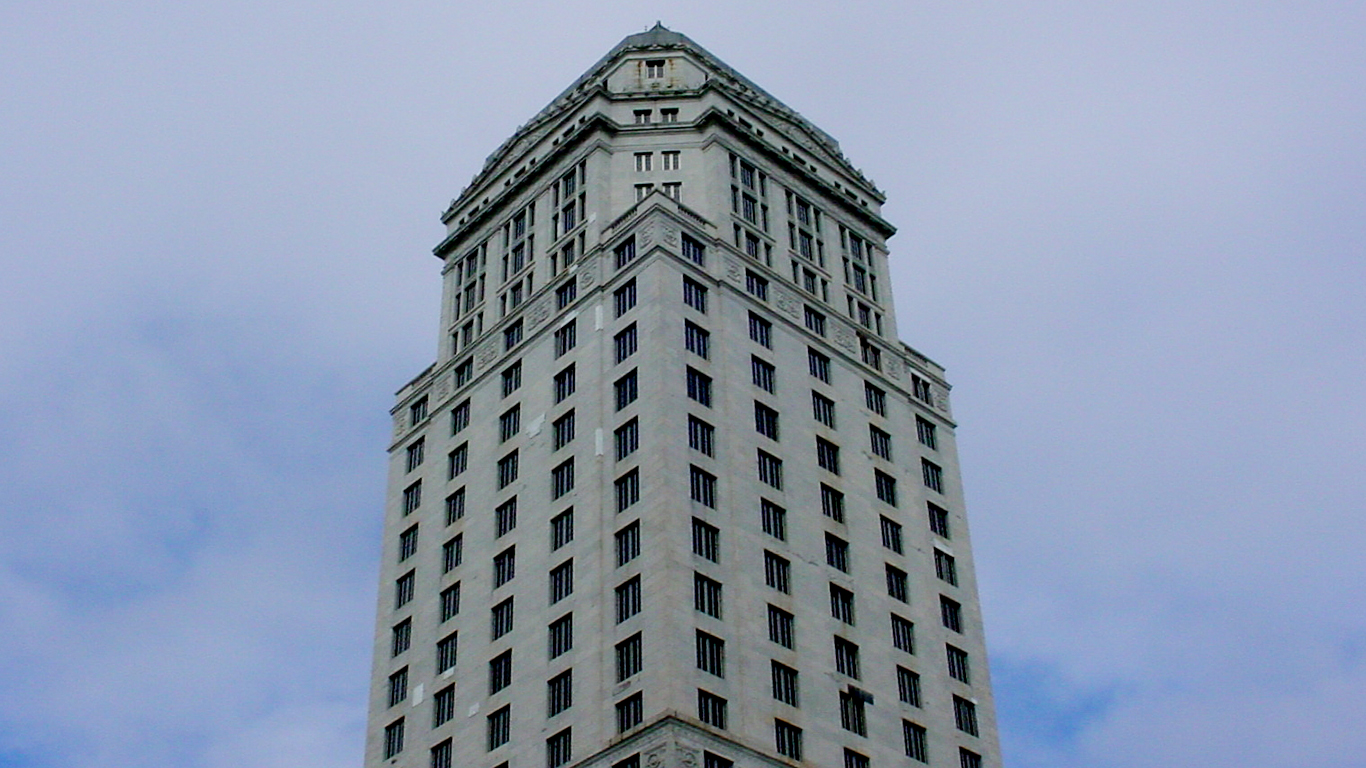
[646,59,666,79]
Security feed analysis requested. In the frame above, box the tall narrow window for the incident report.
[688,415,715,456]
[764,551,791,593]
[692,518,720,562]
[685,321,711,359]
[690,465,717,507]
[683,275,708,311]
[614,278,637,316]
[615,521,640,566]
[687,367,712,406]
[553,410,576,450]
[748,313,773,348]
[935,549,959,586]
[768,605,794,648]
[615,323,638,363]
[757,450,783,489]
[615,369,639,410]
[761,499,787,540]
[917,416,938,449]
[694,573,723,619]
[615,417,639,459]
[886,564,909,602]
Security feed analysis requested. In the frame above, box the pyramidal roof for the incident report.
[460,24,876,202]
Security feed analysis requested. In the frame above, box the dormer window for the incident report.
[634,109,652,125]
[661,108,679,124]
[645,59,665,78]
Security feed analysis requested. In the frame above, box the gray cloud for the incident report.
[1,2,1363,767]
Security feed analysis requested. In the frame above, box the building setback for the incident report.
[364,24,1002,768]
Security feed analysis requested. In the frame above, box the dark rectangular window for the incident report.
[614,369,639,410]
[870,425,893,460]
[816,437,840,474]
[865,382,886,415]
[395,570,415,609]
[486,706,510,751]
[501,362,522,397]
[548,613,573,658]
[922,459,944,493]
[761,499,787,540]
[685,321,710,359]
[447,444,468,479]
[680,231,706,264]
[551,508,574,550]
[683,276,708,312]
[695,630,726,677]
[694,573,723,619]
[844,749,870,768]
[409,397,428,426]
[445,488,465,525]
[808,349,831,382]
[913,374,933,403]
[892,614,916,653]
[555,279,577,309]
[898,666,923,706]
[615,521,640,566]
[493,547,516,587]
[453,359,473,388]
[615,468,640,512]
[383,718,404,759]
[433,687,455,728]
[826,533,850,572]
[688,415,714,456]
[436,631,458,673]
[839,691,867,736]
[916,416,938,449]
[554,364,576,403]
[820,484,845,522]
[881,516,904,553]
[768,605,794,648]
[442,534,463,573]
[551,457,575,499]
[754,402,780,440]
[812,391,836,427]
[499,406,521,442]
[495,498,517,538]
[692,518,720,562]
[549,559,574,604]
[764,551,791,593]
[615,237,638,269]
[503,319,523,350]
[876,470,898,506]
[941,596,964,632]
[687,367,712,406]
[746,270,769,300]
[757,450,783,489]
[615,418,639,460]
[615,633,642,681]
[615,575,641,623]
[948,644,971,683]
[614,323,638,363]
[886,564,909,602]
[391,619,411,656]
[451,399,471,434]
[552,410,575,450]
[748,312,773,348]
[830,583,856,624]
[440,583,461,622]
[488,649,512,694]
[497,450,519,489]
[547,669,573,717]
[388,667,408,707]
[771,661,799,706]
[554,320,577,357]
[491,598,514,639]
[398,525,418,562]
[796,304,823,335]
[405,438,424,472]
[903,721,928,763]
[751,356,776,392]
[954,696,980,736]
[961,749,983,768]
[614,278,637,316]
[402,481,422,515]
[690,465,717,507]
[775,721,803,759]
[834,637,861,679]
[616,692,644,733]
[929,502,952,538]
[697,690,727,729]
[936,549,959,586]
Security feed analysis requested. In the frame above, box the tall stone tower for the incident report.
[364,25,1002,768]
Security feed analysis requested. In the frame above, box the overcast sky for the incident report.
[2,2,1364,767]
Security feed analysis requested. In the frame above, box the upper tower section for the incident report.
[436,24,893,256]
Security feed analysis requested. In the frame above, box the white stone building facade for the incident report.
[364,25,1002,768]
